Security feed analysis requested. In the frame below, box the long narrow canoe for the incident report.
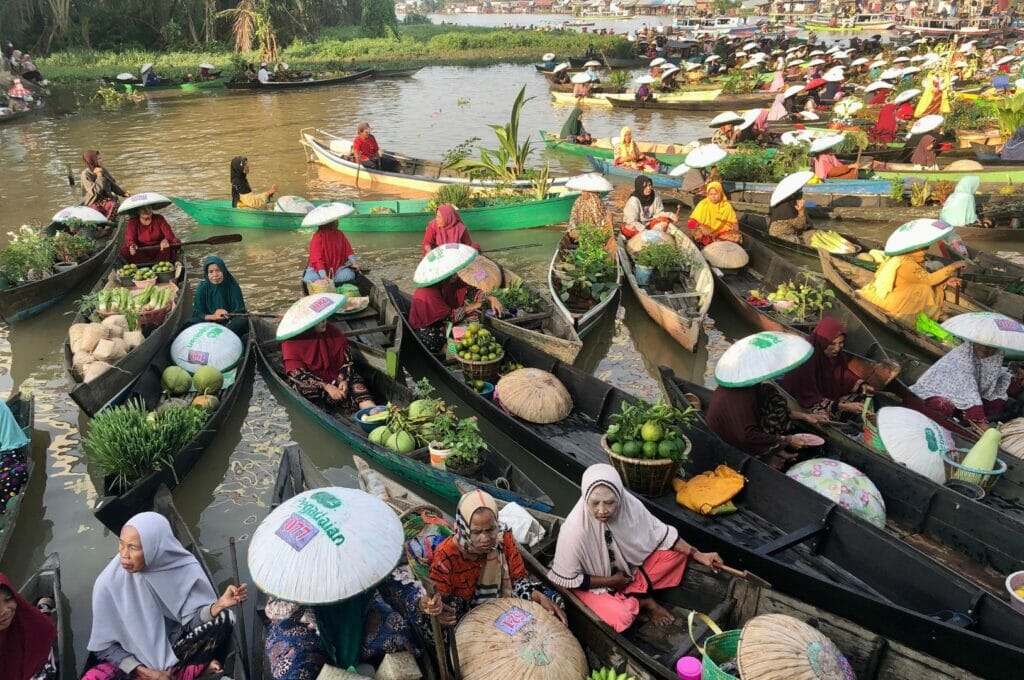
[550,88,731,108]
[225,69,374,90]
[300,128,572,195]
[0,223,122,323]
[386,279,1024,678]
[548,232,621,338]
[19,554,66,677]
[0,106,42,126]
[0,392,35,564]
[371,66,423,78]
[608,90,778,111]
[873,165,1024,183]
[64,255,189,417]
[171,194,578,231]
[254,316,552,510]
[105,76,229,92]
[541,130,692,166]
[482,257,582,364]
[617,227,713,351]
[92,320,254,533]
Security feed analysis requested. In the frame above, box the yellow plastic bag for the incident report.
[672,465,745,515]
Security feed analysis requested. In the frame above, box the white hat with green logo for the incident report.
[714,331,813,387]
[883,218,953,255]
[413,243,478,287]
[276,293,347,341]
[877,406,950,484]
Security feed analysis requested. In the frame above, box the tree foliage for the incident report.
[360,0,399,39]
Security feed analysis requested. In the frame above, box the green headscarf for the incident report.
[560,107,585,140]
[192,255,246,319]
[0,400,28,451]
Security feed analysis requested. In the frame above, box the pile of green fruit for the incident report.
[152,261,174,274]
[588,669,634,680]
[366,379,447,453]
[117,263,139,280]
[604,399,695,462]
[454,322,503,363]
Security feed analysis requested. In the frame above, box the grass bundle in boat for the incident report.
[495,368,572,424]
[83,399,210,492]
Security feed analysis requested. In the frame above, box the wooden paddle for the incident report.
[228,537,251,679]
[717,563,772,589]
[137,233,242,251]
[414,242,544,255]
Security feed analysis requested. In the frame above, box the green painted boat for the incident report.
[116,76,229,93]
[873,165,1024,183]
[541,129,692,166]
[171,194,579,231]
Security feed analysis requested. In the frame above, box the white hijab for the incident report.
[910,342,1011,411]
[547,464,678,589]
[87,512,217,670]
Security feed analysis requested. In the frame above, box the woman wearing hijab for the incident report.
[768,190,812,242]
[229,156,277,209]
[408,270,503,354]
[559,106,593,145]
[780,317,877,418]
[80,151,129,220]
[1001,124,1024,161]
[686,181,740,246]
[940,176,981,228]
[304,219,359,285]
[421,204,480,255]
[281,318,375,411]
[422,489,566,629]
[83,512,246,680]
[568,180,611,231]
[0,399,30,517]
[859,248,966,323]
[0,571,57,680]
[869,103,898,144]
[614,127,659,171]
[190,255,247,336]
[546,465,722,632]
[767,92,789,121]
[910,133,939,170]
[120,203,180,265]
[910,342,1023,430]
[621,175,676,238]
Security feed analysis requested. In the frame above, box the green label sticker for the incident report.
[750,333,781,349]
[312,491,342,509]
[924,427,940,452]
[296,497,346,546]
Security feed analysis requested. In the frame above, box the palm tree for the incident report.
[218,0,279,61]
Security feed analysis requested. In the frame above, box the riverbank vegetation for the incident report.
[36,24,628,82]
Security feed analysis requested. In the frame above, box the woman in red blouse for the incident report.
[303,219,359,285]
[120,203,180,264]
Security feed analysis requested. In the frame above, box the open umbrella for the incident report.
[787,458,886,528]
[714,332,813,388]
[248,486,404,604]
[414,243,478,287]
[942,312,1024,352]
[276,294,347,341]
[877,406,951,484]
[301,202,355,228]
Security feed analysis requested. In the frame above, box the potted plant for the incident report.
[553,223,617,310]
[767,273,836,324]
[634,243,681,290]
[430,411,486,477]
[602,399,696,496]
[53,231,96,272]
[492,280,537,318]
[0,226,56,283]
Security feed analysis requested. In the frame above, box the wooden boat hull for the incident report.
[301,129,571,195]
[19,554,65,677]
[64,256,189,417]
[171,194,577,231]
[616,227,713,351]
[118,76,229,93]
[588,155,682,188]
[0,393,35,563]
[92,321,255,533]
[607,91,777,111]
[541,130,691,166]
[548,232,621,338]
[873,166,1024,183]
[387,279,1024,677]
[225,69,374,90]
[371,67,423,78]
[0,224,122,323]
[253,316,552,510]
[0,106,42,126]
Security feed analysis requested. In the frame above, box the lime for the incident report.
[621,441,640,458]
[472,354,481,361]
[641,421,664,442]
[611,442,623,454]
[488,353,497,361]
[658,439,678,459]
[642,441,658,458]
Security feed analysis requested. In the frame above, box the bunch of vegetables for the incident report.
[808,230,858,255]
[366,379,446,454]
[605,399,695,462]
[589,670,634,680]
[491,280,537,315]
[96,284,174,315]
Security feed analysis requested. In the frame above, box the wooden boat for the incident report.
[548,232,621,338]
[91,320,255,533]
[873,165,1024,183]
[588,155,682,188]
[64,254,189,417]
[0,106,42,126]
[804,14,896,30]
[549,88,734,109]
[104,76,229,92]
[481,258,582,364]
[547,81,625,95]
[225,68,374,90]
[387,280,1024,678]
[19,554,65,678]
[0,392,35,564]
[371,66,423,78]
[541,130,690,166]
[616,227,713,351]
[170,193,578,232]
[607,90,778,111]
[0,223,122,323]
[300,128,572,195]
[253,317,553,510]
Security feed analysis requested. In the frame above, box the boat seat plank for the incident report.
[502,310,553,325]
[756,518,829,556]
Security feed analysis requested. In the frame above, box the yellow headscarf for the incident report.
[860,254,904,300]
[616,126,640,162]
[689,181,738,234]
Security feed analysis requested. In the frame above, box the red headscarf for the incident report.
[868,88,890,105]
[705,385,782,457]
[307,226,355,275]
[422,204,478,254]
[869,103,897,144]
[409,278,468,329]
[281,323,348,382]
[82,150,101,170]
[0,573,57,680]
[779,317,861,408]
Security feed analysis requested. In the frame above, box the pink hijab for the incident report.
[767,71,785,92]
[813,153,843,179]
[768,93,787,121]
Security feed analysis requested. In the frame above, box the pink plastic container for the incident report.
[675,655,702,680]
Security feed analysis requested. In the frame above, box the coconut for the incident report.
[702,240,749,269]
[626,229,675,256]
[102,315,128,338]
[123,330,145,351]
[83,361,113,383]
[93,338,127,363]
[495,368,572,424]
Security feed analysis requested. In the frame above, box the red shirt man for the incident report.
[352,122,381,166]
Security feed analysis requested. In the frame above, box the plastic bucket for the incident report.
[1006,570,1024,615]
[429,443,453,470]
[635,263,654,285]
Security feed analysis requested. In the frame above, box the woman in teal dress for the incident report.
[190,255,248,336]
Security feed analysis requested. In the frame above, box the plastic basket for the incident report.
[941,447,1008,492]
[687,611,739,680]
[861,397,884,453]
[602,435,688,497]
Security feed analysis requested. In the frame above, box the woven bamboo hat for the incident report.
[52,206,109,224]
[714,332,813,387]
[910,114,944,136]
[737,613,856,679]
[809,134,845,155]
[248,486,403,604]
[455,598,587,680]
[883,218,953,255]
[413,243,478,287]
[542,52,556,61]
[863,81,891,94]
[495,368,573,423]
[565,173,613,192]
[877,406,950,484]
[771,170,814,207]
[708,111,745,128]
[301,202,355,228]
[118,192,172,214]
[942,311,1024,352]
[703,240,749,269]
[552,62,570,73]
[571,72,591,84]
[457,254,503,293]
[276,294,347,341]
[685,144,727,168]
[893,88,921,104]
[783,84,805,99]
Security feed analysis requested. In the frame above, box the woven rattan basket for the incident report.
[602,435,689,497]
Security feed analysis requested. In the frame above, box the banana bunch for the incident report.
[809,230,858,255]
[588,669,634,680]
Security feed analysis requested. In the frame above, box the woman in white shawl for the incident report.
[83,512,247,680]
[910,342,1022,430]
[547,464,722,632]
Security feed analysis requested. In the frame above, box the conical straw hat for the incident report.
[714,332,813,387]
[894,88,921,104]
[571,72,591,84]
[413,243,478,287]
[877,406,950,484]
[942,311,1024,352]
[52,206,109,224]
[708,111,744,128]
[883,218,953,255]
[542,52,556,61]
[787,458,886,528]
[118,192,172,214]
[301,202,355,228]
[685,144,727,169]
[565,173,613,192]
[809,134,845,155]
[248,486,404,604]
[276,294,347,341]
[771,171,814,207]
[738,613,856,680]
[457,255,503,292]
[910,114,944,136]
